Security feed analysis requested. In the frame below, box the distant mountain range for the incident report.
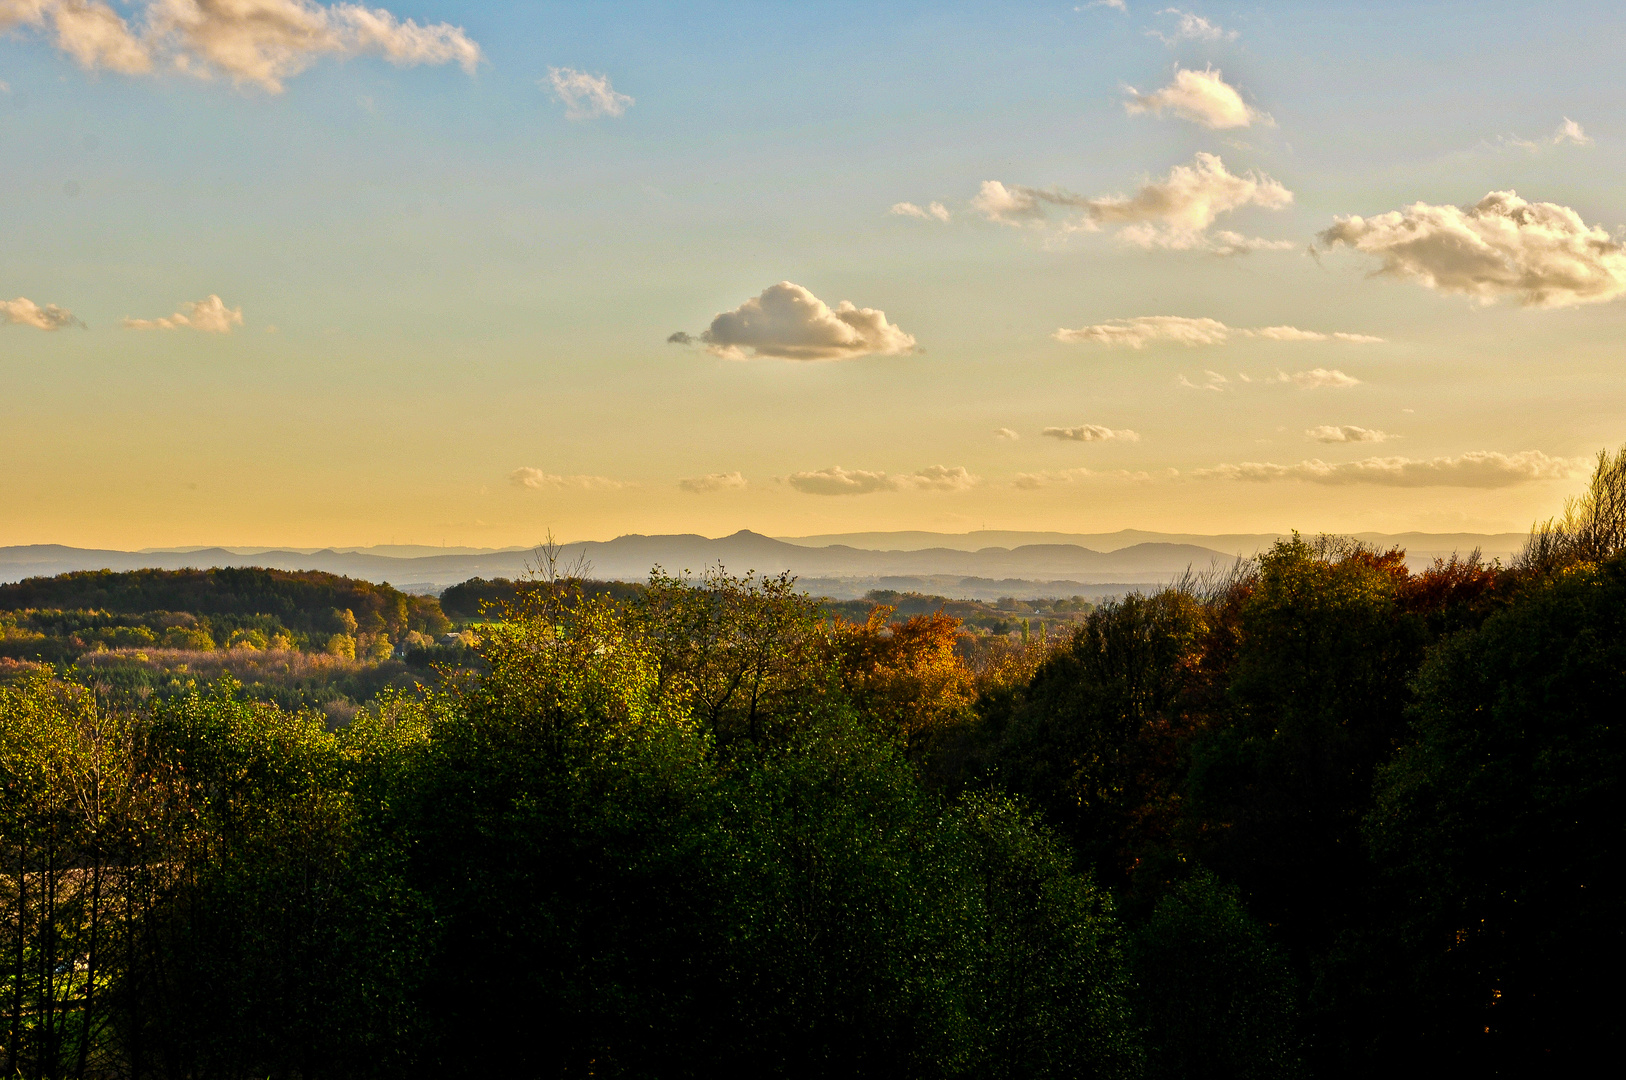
[0,529,1528,600]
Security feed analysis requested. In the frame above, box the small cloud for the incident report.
[666,331,695,345]
[1317,190,1626,308]
[681,281,917,361]
[1177,369,1230,392]
[785,464,976,495]
[544,67,633,119]
[1055,315,1382,348]
[1279,368,1360,389]
[906,465,978,491]
[1079,1,1127,11]
[1042,424,1141,442]
[123,294,242,333]
[1148,9,1239,45]
[977,153,1291,252]
[1197,450,1579,488]
[1124,67,1269,130]
[1246,326,1384,343]
[1308,425,1391,443]
[509,467,627,491]
[994,427,1021,440]
[678,471,747,494]
[1012,467,1095,489]
[1,296,84,330]
[1553,117,1592,146]
[890,201,951,221]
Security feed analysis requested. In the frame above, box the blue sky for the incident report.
[3,1,1624,546]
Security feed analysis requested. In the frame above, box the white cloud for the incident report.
[1012,467,1095,489]
[1178,370,1228,391]
[1198,450,1579,488]
[1318,190,1626,308]
[0,1,481,92]
[890,200,950,222]
[1149,8,1237,44]
[1278,368,1359,389]
[1054,315,1382,348]
[994,427,1021,440]
[680,281,917,361]
[1042,424,1140,442]
[678,471,747,493]
[544,66,632,120]
[1553,117,1592,146]
[122,294,242,333]
[978,154,1291,252]
[1125,68,1268,130]
[1,296,83,330]
[1308,425,1391,443]
[509,467,627,491]
[785,464,976,495]
[1080,1,1127,11]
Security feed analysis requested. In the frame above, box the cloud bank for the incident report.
[786,465,976,495]
[1,296,83,330]
[1318,190,1626,307]
[0,1,481,92]
[675,282,918,361]
[1125,68,1269,129]
[977,153,1292,252]
[544,67,632,119]
[1054,315,1382,348]
[678,471,747,493]
[123,294,242,333]
[1199,450,1575,487]
[1042,425,1140,442]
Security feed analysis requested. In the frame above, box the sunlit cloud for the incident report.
[1308,425,1391,443]
[509,467,628,490]
[123,294,242,333]
[1197,450,1577,487]
[1499,117,1594,152]
[1042,424,1141,442]
[1055,315,1382,347]
[1012,467,1095,489]
[0,1,482,92]
[890,201,950,221]
[678,471,747,493]
[1,296,84,330]
[544,67,632,119]
[1125,68,1269,129]
[671,281,918,361]
[785,464,977,495]
[1318,190,1626,307]
[977,153,1292,253]
[1177,370,1228,391]
[1278,368,1360,389]
[993,427,1021,440]
[1148,9,1237,45]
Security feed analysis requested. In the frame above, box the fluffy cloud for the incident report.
[1318,190,1626,308]
[978,153,1292,252]
[1,296,84,330]
[544,67,632,119]
[509,467,627,491]
[0,1,481,92]
[1308,425,1390,443]
[123,294,242,333]
[1054,315,1382,348]
[678,471,747,493]
[1199,450,1576,487]
[676,281,917,361]
[890,200,951,221]
[1553,117,1592,146]
[1125,68,1269,129]
[786,465,976,495]
[1149,9,1237,44]
[1042,425,1140,442]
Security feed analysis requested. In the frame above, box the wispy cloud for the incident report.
[1055,315,1382,348]
[1,296,84,330]
[670,281,918,361]
[890,201,951,221]
[123,294,241,333]
[1197,450,1579,487]
[1498,117,1594,152]
[0,1,482,93]
[1178,370,1229,391]
[1079,1,1127,11]
[1125,68,1269,129]
[976,153,1292,253]
[1012,467,1096,489]
[1042,425,1141,442]
[544,67,633,119]
[1308,425,1391,443]
[1148,9,1238,45]
[509,467,628,490]
[785,465,977,495]
[1318,190,1626,307]
[993,427,1021,440]
[678,471,747,493]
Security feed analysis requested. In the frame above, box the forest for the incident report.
[2,452,1622,1078]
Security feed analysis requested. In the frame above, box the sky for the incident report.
[3,0,1625,548]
